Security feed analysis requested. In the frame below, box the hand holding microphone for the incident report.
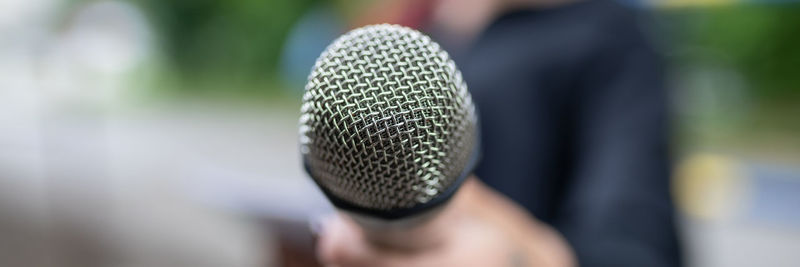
[300,24,573,266]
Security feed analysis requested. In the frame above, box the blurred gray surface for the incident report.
[0,101,321,267]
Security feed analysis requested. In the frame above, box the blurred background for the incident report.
[0,0,798,266]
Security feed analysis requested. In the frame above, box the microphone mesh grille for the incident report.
[299,24,476,210]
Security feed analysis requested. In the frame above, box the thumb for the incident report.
[316,214,374,266]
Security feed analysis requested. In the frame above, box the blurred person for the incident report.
[316,0,682,266]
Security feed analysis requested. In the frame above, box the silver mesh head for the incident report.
[299,24,477,211]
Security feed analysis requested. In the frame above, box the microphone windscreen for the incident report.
[300,24,477,218]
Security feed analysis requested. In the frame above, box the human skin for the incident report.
[316,178,576,267]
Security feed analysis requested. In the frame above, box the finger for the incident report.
[317,215,414,267]
[316,215,374,266]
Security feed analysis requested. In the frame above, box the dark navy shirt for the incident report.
[450,1,682,266]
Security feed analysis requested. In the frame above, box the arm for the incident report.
[555,23,682,267]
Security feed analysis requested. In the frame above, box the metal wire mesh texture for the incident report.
[299,24,477,211]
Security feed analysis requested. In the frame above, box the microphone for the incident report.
[299,24,480,248]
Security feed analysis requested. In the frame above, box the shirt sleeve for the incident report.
[554,20,683,267]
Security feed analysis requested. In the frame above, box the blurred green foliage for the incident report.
[668,3,800,101]
[663,3,800,154]
[134,0,318,93]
